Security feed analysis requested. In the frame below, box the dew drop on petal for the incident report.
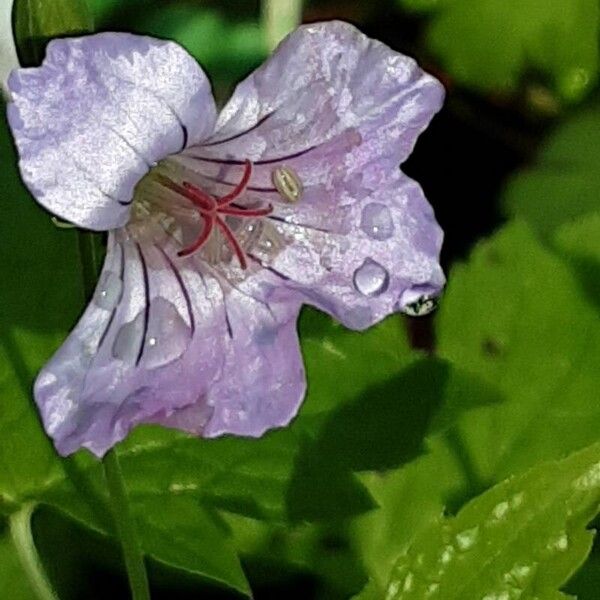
[93,271,123,310]
[353,259,389,297]
[360,202,394,240]
[398,286,439,317]
[112,311,145,364]
[143,298,192,369]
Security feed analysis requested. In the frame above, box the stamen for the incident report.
[216,216,247,269]
[157,159,273,269]
[182,182,215,211]
[155,175,211,210]
[177,214,214,257]
[219,204,273,218]
[217,160,253,206]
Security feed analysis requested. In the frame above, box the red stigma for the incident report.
[159,160,272,268]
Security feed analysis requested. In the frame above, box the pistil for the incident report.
[156,160,273,268]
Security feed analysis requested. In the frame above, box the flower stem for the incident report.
[103,449,151,600]
[9,503,58,600]
[261,0,303,51]
[76,230,150,599]
[77,230,103,299]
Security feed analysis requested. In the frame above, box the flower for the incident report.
[7,21,445,457]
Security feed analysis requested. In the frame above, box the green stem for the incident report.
[261,0,303,51]
[103,449,151,600]
[9,504,58,600]
[77,230,103,299]
[76,230,150,599]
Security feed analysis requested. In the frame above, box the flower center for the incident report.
[154,160,273,269]
[130,159,283,270]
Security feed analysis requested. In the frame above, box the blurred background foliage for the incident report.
[1,0,599,598]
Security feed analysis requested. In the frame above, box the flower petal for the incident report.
[200,20,443,196]
[201,286,305,438]
[7,33,216,230]
[253,173,445,330]
[34,233,304,456]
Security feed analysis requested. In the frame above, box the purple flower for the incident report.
[7,21,445,457]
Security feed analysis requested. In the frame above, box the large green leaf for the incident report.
[287,359,500,522]
[137,496,250,596]
[368,442,600,599]
[436,221,600,482]
[503,106,600,237]
[351,439,469,590]
[400,0,599,102]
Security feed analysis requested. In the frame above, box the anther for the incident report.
[271,165,303,203]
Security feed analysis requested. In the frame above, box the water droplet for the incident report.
[574,460,600,490]
[402,572,414,592]
[246,224,255,233]
[353,258,389,297]
[93,271,123,310]
[503,563,533,587]
[455,526,479,551]
[360,202,394,240]
[492,500,509,520]
[482,593,509,600]
[112,311,145,364]
[168,482,198,493]
[112,299,191,367]
[510,492,524,509]
[144,298,192,369]
[320,256,332,270]
[339,238,350,254]
[387,581,400,597]
[548,532,569,552]
[440,545,454,564]
[398,286,439,317]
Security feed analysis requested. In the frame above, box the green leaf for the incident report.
[119,427,299,523]
[437,221,600,481]
[226,514,368,598]
[553,212,600,313]
[136,496,250,596]
[351,440,469,590]
[401,0,599,102]
[287,358,500,522]
[503,106,600,237]
[13,0,94,66]
[376,442,600,598]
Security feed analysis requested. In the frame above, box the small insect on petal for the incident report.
[271,165,303,203]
